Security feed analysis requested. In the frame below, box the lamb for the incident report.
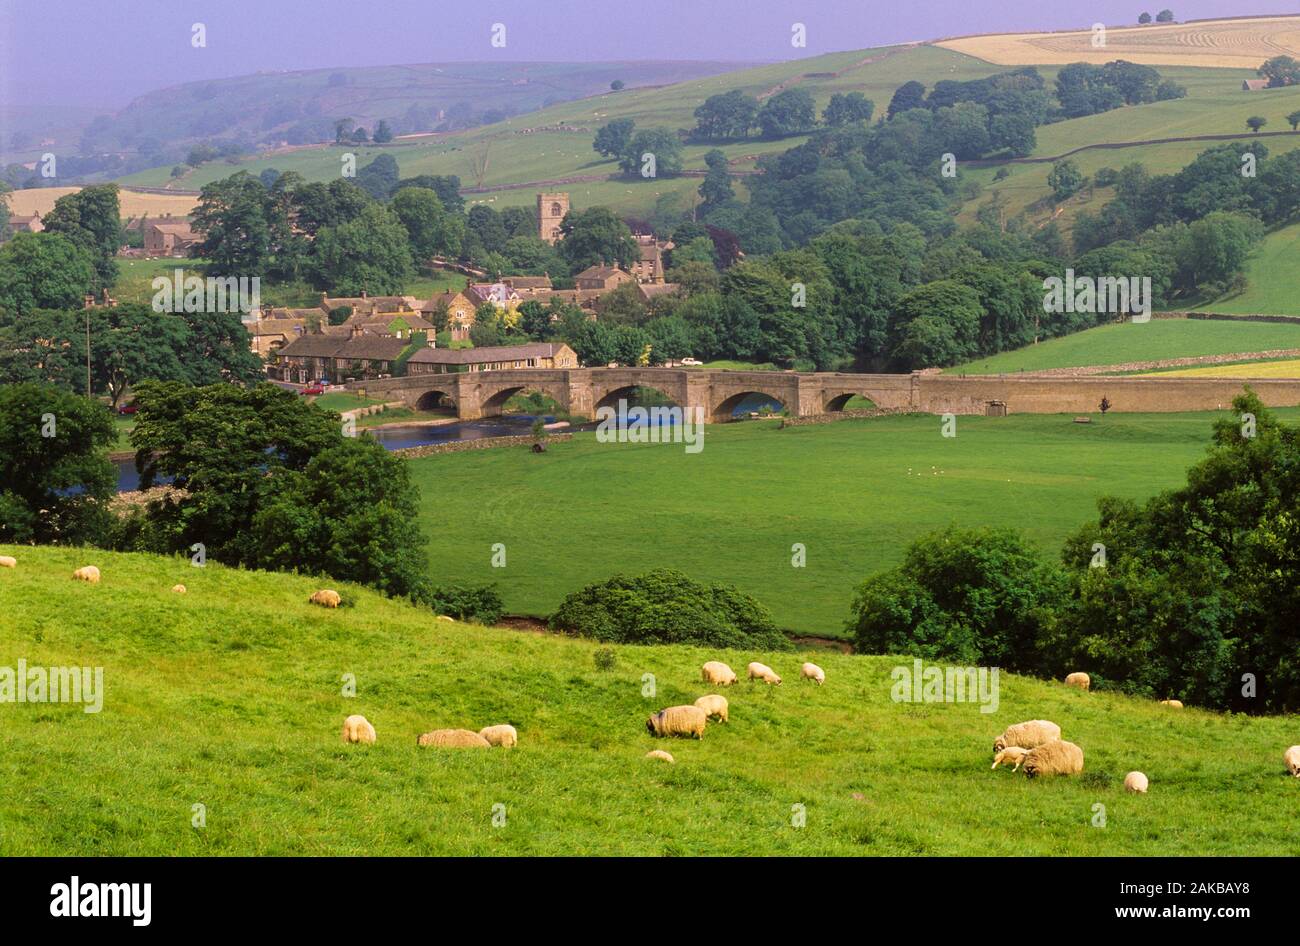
[417,729,490,748]
[0,556,16,568]
[646,705,707,739]
[309,589,341,608]
[645,749,675,763]
[992,719,1062,753]
[991,746,1030,771]
[1023,739,1085,778]
[1064,672,1091,691]
[701,661,738,686]
[172,584,187,594]
[747,662,782,685]
[1159,699,1184,708]
[72,566,100,584]
[340,714,376,745]
[1285,746,1300,777]
[693,694,729,723]
[1124,771,1149,794]
[800,662,825,685]
[478,724,518,747]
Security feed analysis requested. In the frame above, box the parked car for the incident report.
[116,403,138,415]
[301,383,325,396]
[680,357,702,366]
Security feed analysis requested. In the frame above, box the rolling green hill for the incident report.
[1192,223,1300,316]
[3,543,1298,856]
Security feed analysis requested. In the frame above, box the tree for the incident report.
[0,232,96,315]
[391,186,461,262]
[888,280,983,369]
[1156,8,1174,21]
[372,119,394,143]
[887,80,927,119]
[592,117,635,158]
[355,153,399,200]
[0,383,116,545]
[757,88,816,138]
[822,92,874,127]
[610,79,625,91]
[692,90,759,140]
[698,149,734,213]
[351,127,370,143]
[1139,12,1152,23]
[312,204,414,295]
[191,172,275,275]
[618,129,684,177]
[1288,110,1300,131]
[1047,159,1085,201]
[1246,115,1268,133]
[90,304,189,408]
[40,184,121,289]
[333,118,355,144]
[1259,55,1300,88]
[557,207,638,270]
[394,174,464,213]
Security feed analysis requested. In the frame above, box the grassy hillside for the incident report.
[3,544,1298,856]
[951,319,1300,374]
[1192,223,1300,316]
[402,409,1298,634]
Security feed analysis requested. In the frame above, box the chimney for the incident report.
[360,289,367,299]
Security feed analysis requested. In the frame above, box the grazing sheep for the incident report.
[436,615,455,622]
[417,729,490,748]
[693,694,729,723]
[645,749,675,763]
[1124,771,1150,794]
[340,714,376,745]
[1064,672,1091,691]
[800,662,825,685]
[478,724,518,747]
[646,705,707,739]
[747,662,782,685]
[1159,699,1184,708]
[0,556,16,568]
[172,584,187,594]
[992,719,1062,753]
[1023,740,1085,778]
[72,566,100,584]
[701,661,738,686]
[991,746,1030,771]
[1285,746,1300,777]
[309,589,341,608]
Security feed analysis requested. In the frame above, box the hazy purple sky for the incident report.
[1,0,1290,107]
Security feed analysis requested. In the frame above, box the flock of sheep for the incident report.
[10,557,1300,784]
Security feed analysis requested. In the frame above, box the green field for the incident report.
[1193,223,1300,316]
[951,318,1300,374]
[3,543,1299,856]
[404,408,1298,635]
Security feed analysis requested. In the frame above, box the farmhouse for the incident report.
[405,342,578,375]
[420,289,478,341]
[144,222,198,257]
[1242,79,1270,91]
[318,291,420,318]
[5,213,44,237]
[246,319,305,357]
[575,264,635,291]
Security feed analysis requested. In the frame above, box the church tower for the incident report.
[538,192,570,245]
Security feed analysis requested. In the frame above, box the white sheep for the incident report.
[172,584,187,594]
[1124,771,1149,793]
[800,662,825,685]
[645,749,675,763]
[747,662,782,685]
[1285,746,1300,777]
[0,555,16,568]
[340,714,376,745]
[1064,672,1091,691]
[701,661,738,686]
[693,694,729,722]
[418,729,490,748]
[72,566,100,584]
[993,719,1062,753]
[1023,739,1085,778]
[1159,699,1184,708]
[646,705,707,739]
[991,746,1030,771]
[479,724,518,747]
[309,589,341,608]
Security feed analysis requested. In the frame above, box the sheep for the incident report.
[478,724,518,747]
[436,615,455,622]
[693,694,729,723]
[1023,739,1085,778]
[747,662,782,685]
[1159,699,1184,709]
[701,661,738,686]
[800,662,825,685]
[992,719,1062,753]
[0,556,16,568]
[1124,771,1150,794]
[991,746,1030,771]
[340,714,376,745]
[1064,672,1091,691]
[309,589,341,608]
[645,749,675,763]
[646,705,707,739]
[72,566,100,584]
[172,584,187,594]
[1285,746,1300,777]
[417,728,490,748]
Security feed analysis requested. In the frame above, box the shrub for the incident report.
[550,568,790,649]
[593,647,617,671]
[430,583,504,625]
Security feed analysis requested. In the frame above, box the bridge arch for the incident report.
[415,389,458,413]
[593,383,684,415]
[824,392,878,412]
[712,390,788,422]
[479,382,572,417]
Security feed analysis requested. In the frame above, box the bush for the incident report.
[430,583,504,625]
[550,568,790,649]
[593,647,617,671]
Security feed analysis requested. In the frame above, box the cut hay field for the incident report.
[3,544,1299,856]
[1142,358,1300,378]
[938,15,1300,68]
[3,186,198,220]
[950,318,1300,375]
[405,407,1300,636]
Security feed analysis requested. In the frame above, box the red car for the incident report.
[301,383,326,396]
[117,403,138,415]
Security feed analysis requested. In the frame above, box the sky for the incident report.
[1,0,1294,108]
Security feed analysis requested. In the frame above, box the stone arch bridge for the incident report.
[347,367,918,423]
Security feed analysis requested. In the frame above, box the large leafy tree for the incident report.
[191,171,275,275]
[0,383,116,545]
[391,186,463,262]
[40,184,121,290]
[618,128,684,177]
[1258,55,1300,88]
[757,88,817,138]
[557,207,637,270]
[822,92,874,127]
[692,90,758,140]
[312,204,413,294]
[355,153,400,200]
[593,117,636,157]
[0,232,96,315]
